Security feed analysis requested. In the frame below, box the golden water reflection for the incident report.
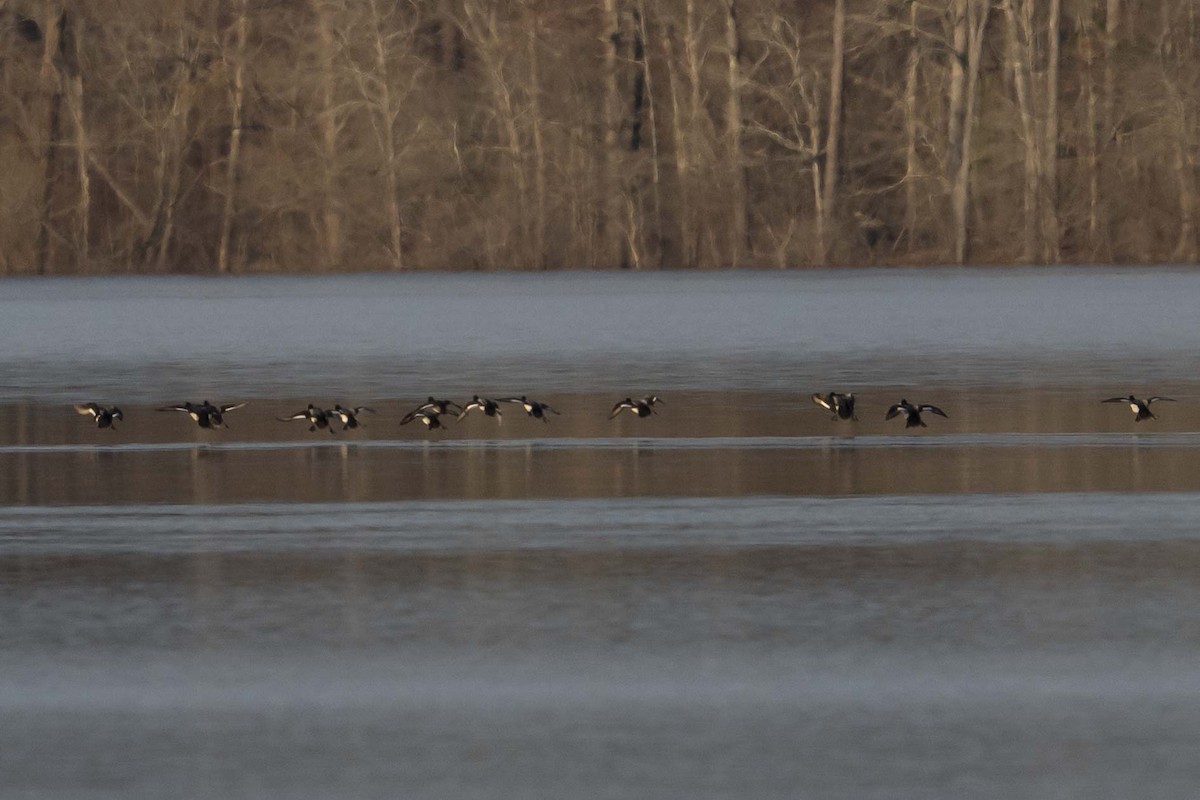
[2,389,1200,503]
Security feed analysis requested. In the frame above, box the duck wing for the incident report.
[1101,397,1130,404]
[157,404,193,413]
[919,404,948,418]
[884,404,904,420]
[74,403,101,417]
[219,403,247,413]
[1147,396,1176,404]
[278,411,311,421]
[811,393,834,411]
[353,406,376,414]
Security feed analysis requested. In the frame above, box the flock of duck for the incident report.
[72,392,1174,433]
[72,395,660,432]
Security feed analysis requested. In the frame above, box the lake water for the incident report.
[3,268,1200,798]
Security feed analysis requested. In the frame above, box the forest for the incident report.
[0,0,1197,274]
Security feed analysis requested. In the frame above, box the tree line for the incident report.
[0,0,1197,274]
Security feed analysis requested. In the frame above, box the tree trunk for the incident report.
[903,1,921,251]
[216,0,248,274]
[36,4,67,276]
[682,0,705,266]
[311,0,341,271]
[368,0,404,270]
[600,0,625,268]
[946,0,968,185]
[1042,0,1061,263]
[154,58,196,273]
[635,0,662,268]
[661,20,692,268]
[723,0,748,266]
[65,10,89,273]
[951,0,990,265]
[526,13,546,269]
[821,0,845,265]
[1102,0,1120,258]
[1080,18,1100,257]
[1002,0,1039,262]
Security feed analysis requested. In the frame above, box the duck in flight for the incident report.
[328,404,375,430]
[609,395,663,419]
[74,402,123,430]
[278,404,335,433]
[403,409,446,431]
[811,392,857,421]
[885,399,948,428]
[157,400,246,429]
[503,395,560,422]
[1102,394,1175,422]
[457,396,503,425]
[400,397,461,425]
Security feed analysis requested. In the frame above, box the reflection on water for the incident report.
[4,495,1200,799]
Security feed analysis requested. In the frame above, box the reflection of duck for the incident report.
[400,397,461,425]
[278,404,334,433]
[885,399,947,428]
[75,402,123,430]
[609,395,662,419]
[458,396,503,425]
[329,404,374,430]
[158,400,246,429]
[811,392,856,421]
[503,396,560,422]
[1102,394,1175,422]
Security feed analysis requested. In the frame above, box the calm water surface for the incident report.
[2,268,1199,798]
[2,267,1200,399]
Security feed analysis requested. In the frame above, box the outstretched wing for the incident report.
[609,402,628,419]
[399,410,421,425]
[74,403,100,417]
[1100,397,1129,404]
[219,403,246,413]
[884,404,903,420]
[1147,396,1176,404]
[277,411,309,421]
[810,393,833,411]
[157,404,191,413]
[919,405,948,418]
[543,404,561,415]
[353,406,376,414]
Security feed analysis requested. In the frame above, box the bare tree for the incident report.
[64,7,90,272]
[525,5,547,269]
[948,0,990,265]
[660,13,693,268]
[310,0,343,271]
[723,0,748,265]
[35,3,67,275]
[822,0,845,265]
[216,0,248,274]
[748,16,825,264]
[600,0,625,268]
